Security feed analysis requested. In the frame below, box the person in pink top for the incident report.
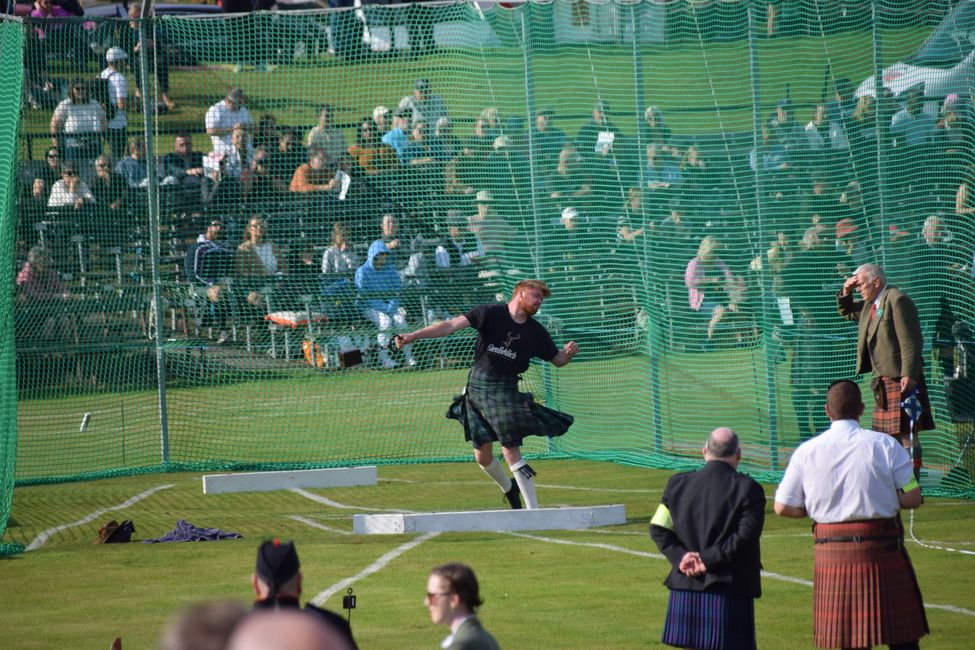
[685,235,740,342]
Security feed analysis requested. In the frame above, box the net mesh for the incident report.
[4,0,975,546]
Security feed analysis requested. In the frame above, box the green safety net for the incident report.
[4,0,975,548]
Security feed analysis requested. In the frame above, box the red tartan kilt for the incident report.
[812,519,928,648]
[871,375,935,436]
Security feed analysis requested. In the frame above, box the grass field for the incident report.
[2,459,974,649]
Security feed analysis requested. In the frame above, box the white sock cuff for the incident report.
[509,459,526,471]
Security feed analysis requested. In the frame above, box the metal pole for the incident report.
[747,3,779,468]
[139,1,170,464]
[520,11,541,279]
[871,1,887,267]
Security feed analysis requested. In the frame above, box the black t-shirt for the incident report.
[465,302,558,375]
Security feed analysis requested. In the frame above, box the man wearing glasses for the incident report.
[425,563,500,650]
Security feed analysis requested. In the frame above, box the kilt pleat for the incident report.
[871,375,935,436]
[661,589,756,650]
[812,519,928,648]
[446,367,573,447]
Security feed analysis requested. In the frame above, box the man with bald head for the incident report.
[650,427,765,649]
[775,380,927,650]
[227,610,354,650]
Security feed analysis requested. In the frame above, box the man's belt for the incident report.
[814,535,901,544]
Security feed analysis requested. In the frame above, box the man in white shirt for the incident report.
[205,87,253,156]
[775,379,927,650]
[101,47,129,162]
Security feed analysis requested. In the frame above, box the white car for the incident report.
[856,0,975,100]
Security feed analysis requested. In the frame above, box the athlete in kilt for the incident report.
[838,263,934,476]
[396,279,578,509]
[775,380,927,650]
[650,427,765,650]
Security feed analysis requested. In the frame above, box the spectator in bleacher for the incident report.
[371,104,390,135]
[401,121,436,167]
[30,146,63,201]
[203,124,252,211]
[29,0,93,69]
[115,136,151,189]
[641,105,672,148]
[435,212,479,268]
[576,100,620,160]
[645,144,682,195]
[471,107,502,152]
[50,80,106,165]
[89,155,127,236]
[253,114,278,152]
[381,109,410,162]
[424,563,501,650]
[100,47,130,162]
[955,164,975,217]
[936,94,974,153]
[205,87,253,156]
[826,77,854,149]
[890,88,936,149]
[266,127,305,191]
[321,221,358,274]
[544,144,590,217]
[429,116,458,162]
[617,187,649,249]
[530,108,567,175]
[306,104,347,167]
[47,162,94,210]
[236,215,286,314]
[685,235,740,343]
[399,78,447,127]
[443,138,481,206]
[161,132,206,213]
[16,245,76,341]
[189,218,234,344]
[354,239,416,368]
[769,98,805,155]
[347,117,398,176]
[467,190,502,259]
[236,216,287,278]
[289,148,338,194]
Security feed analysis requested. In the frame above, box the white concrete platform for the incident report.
[353,504,626,535]
[203,466,377,495]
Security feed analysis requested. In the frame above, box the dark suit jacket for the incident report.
[837,285,923,380]
[650,461,765,598]
[447,616,501,650]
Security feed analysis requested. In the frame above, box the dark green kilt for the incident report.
[446,367,573,448]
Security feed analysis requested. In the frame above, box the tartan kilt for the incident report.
[812,518,928,648]
[661,588,756,650]
[870,374,935,436]
[446,367,573,448]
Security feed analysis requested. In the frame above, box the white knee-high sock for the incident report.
[509,459,538,509]
[479,457,512,492]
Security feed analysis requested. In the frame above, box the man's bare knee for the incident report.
[473,444,494,467]
[501,445,522,465]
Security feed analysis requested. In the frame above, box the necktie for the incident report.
[870,303,877,320]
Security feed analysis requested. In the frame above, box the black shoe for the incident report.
[504,482,522,510]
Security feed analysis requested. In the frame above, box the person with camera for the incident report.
[837,263,933,476]
[649,427,765,650]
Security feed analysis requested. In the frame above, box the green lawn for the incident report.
[2,460,974,649]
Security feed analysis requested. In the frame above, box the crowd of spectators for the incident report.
[15,5,975,372]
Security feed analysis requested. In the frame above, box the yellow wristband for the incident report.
[901,477,919,493]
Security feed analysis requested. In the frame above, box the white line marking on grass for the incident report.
[379,477,660,494]
[506,531,975,617]
[290,488,414,513]
[309,532,440,607]
[288,515,352,536]
[506,531,664,559]
[26,484,175,551]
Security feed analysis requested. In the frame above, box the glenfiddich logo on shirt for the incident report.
[487,331,520,359]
